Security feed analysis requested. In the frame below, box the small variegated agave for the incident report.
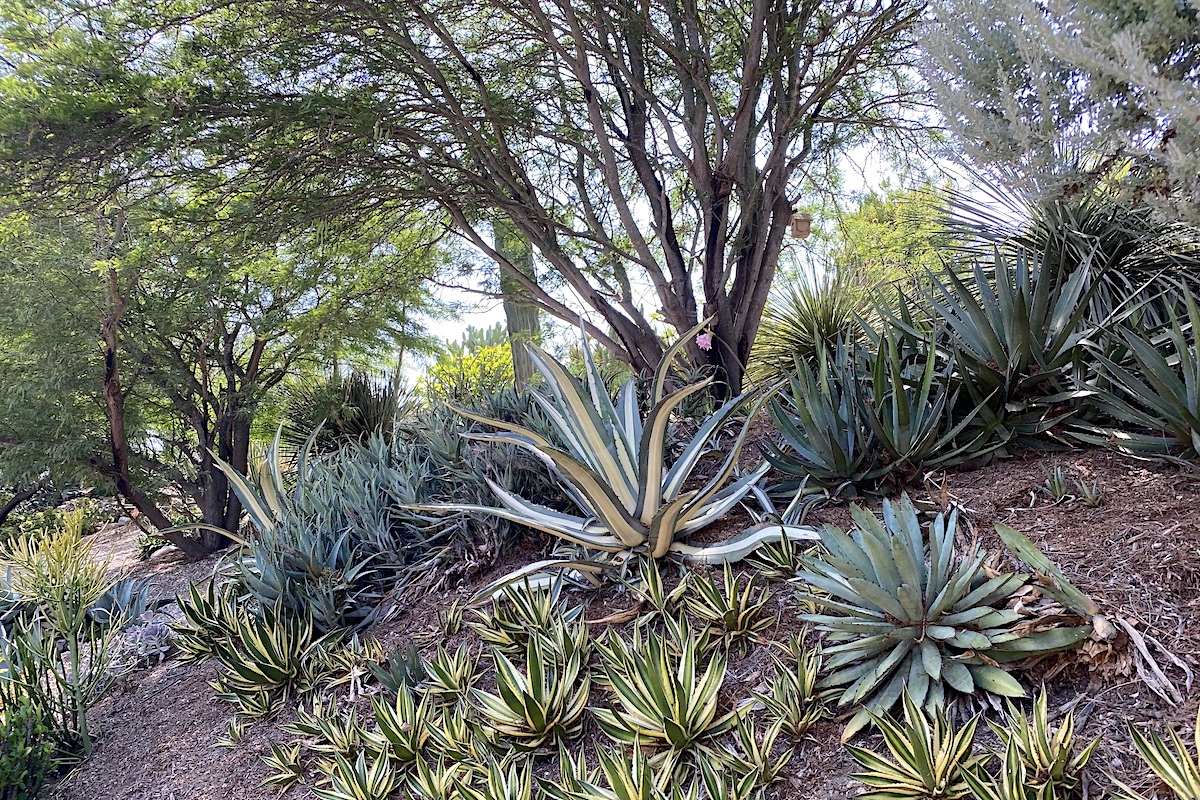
[419,320,818,594]
[797,495,1092,738]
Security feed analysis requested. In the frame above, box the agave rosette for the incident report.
[797,495,1091,737]
[417,320,818,593]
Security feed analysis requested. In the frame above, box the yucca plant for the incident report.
[417,321,818,593]
[370,641,428,697]
[420,644,478,705]
[766,333,997,496]
[261,741,306,792]
[284,697,367,759]
[723,718,794,788]
[625,557,689,623]
[211,608,336,715]
[544,743,699,800]
[848,692,983,800]
[1116,705,1200,800]
[313,752,397,800]
[748,267,871,385]
[592,617,739,755]
[903,246,1099,439]
[472,634,591,751]
[683,564,774,647]
[751,633,830,737]
[964,690,1100,800]
[407,757,468,800]
[797,495,1092,737]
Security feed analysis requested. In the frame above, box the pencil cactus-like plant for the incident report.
[418,321,819,592]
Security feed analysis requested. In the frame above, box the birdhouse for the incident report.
[790,212,813,240]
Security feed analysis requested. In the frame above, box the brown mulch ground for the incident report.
[50,446,1200,800]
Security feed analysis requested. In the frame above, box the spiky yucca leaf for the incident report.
[684,564,774,646]
[592,617,739,753]
[369,687,435,764]
[798,495,1091,738]
[471,635,591,750]
[260,741,305,792]
[467,579,583,653]
[1118,705,1200,800]
[458,756,535,800]
[172,580,239,664]
[847,692,983,800]
[419,643,478,705]
[980,689,1100,799]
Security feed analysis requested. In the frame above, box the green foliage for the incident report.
[171,580,241,664]
[210,608,338,719]
[750,634,830,737]
[748,268,869,385]
[471,634,591,751]
[683,565,774,648]
[1117,705,1200,800]
[0,693,55,800]
[312,752,398,800]
[423,324,518,404]
[369,641,429,698]
[0,509,118,757]
[765,334,996,496]
[467,580,584,655]
[1088,289,1200,459]
[278,372,411,453]
[797,496,1092,738]
[425,324,817,593]
[368,687,435,764]
[965,690,1100,800]
[847,691,982,800]
[592,617,739,756]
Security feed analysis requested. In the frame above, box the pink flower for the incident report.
[696,332,713,351]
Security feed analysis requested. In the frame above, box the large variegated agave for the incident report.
[797,495,1092,738]
[419,321,818,592]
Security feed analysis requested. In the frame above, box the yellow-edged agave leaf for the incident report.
[1126,704,1200,800]
[635,378,714,522]
[670,524,820,563]
[651,316,716,404]
[467,558,606,605]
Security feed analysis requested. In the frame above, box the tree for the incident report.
[0,0,931,395]
[921,0,1200,223]
[0,203,442,554]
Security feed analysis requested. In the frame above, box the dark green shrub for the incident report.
[0,694,55,800]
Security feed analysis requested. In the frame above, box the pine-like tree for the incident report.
[922,0,1200,222]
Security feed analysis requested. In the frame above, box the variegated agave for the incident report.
[418,320,818,593]
[797,495,1092,738]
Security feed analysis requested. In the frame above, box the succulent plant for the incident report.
[417,321,818,594]
[797,495,1092,737]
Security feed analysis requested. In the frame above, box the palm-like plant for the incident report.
[419,321,818,593]
[797,495,1092,737]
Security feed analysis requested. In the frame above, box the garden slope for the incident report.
[49,447,1200,800]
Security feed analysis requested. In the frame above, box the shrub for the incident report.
[797,495,1093,737]
[0,509,120,758]
[0,694,55,800]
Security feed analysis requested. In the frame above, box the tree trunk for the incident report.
[0,482,42,528]
[494,219,541,388]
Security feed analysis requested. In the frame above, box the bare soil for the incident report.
[50,447,1200,800]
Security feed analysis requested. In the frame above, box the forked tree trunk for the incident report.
[495,219,541,388]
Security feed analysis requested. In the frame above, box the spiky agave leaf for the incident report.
[1118,704,1200,800]
[847,691,983,800]
[797,495,1091,738]
[471,634,591,751]
[592,617,740,754]
[684,563,774,647]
